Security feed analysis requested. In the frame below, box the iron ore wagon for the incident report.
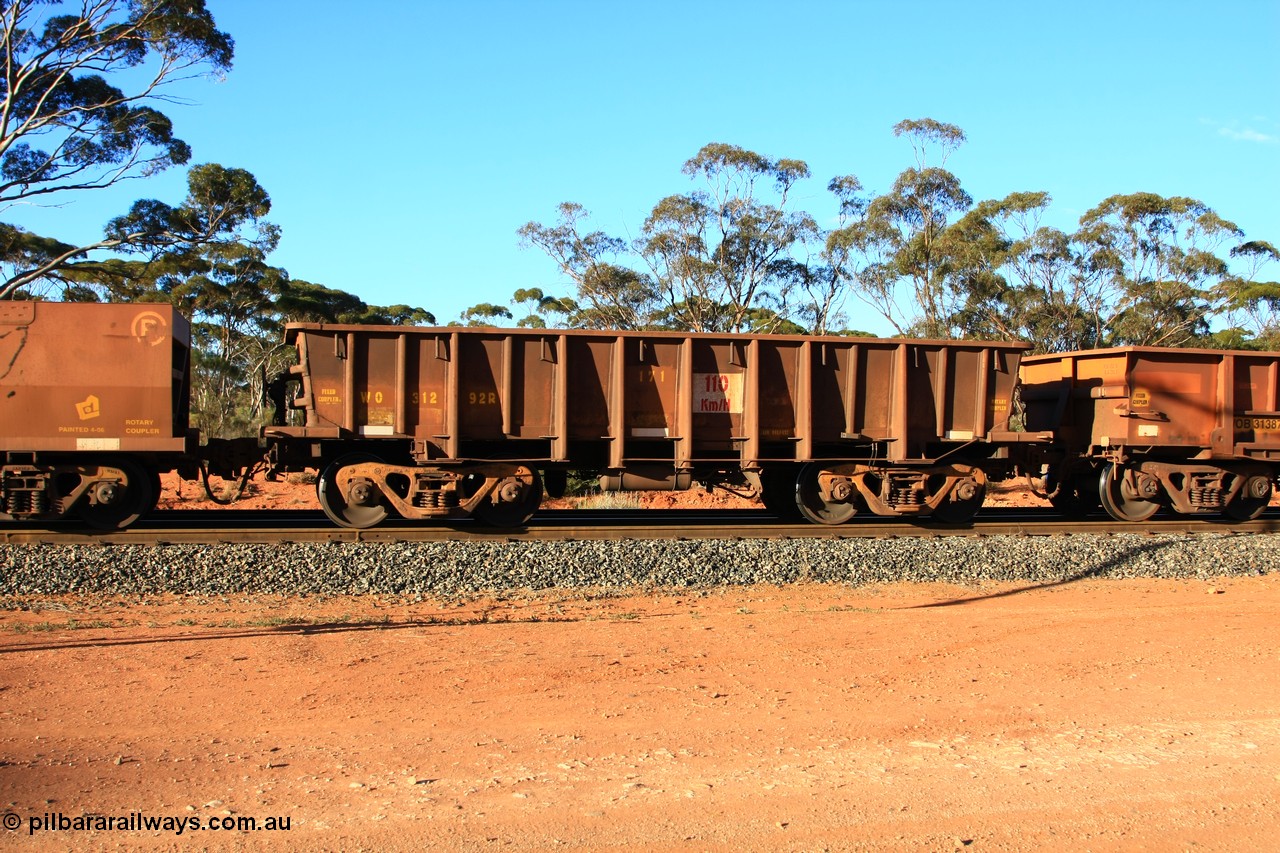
[265,324,1033,528]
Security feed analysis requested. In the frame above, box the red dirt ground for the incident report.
[3,475,1276,849]
[1,578,1277,851]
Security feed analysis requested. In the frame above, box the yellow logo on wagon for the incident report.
[76,394,101,420]
[1131,388,1150,409]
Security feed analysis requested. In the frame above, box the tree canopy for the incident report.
[0,0,238,297]
[515,123,1277,351]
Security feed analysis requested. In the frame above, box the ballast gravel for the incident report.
[1,533,1274,597]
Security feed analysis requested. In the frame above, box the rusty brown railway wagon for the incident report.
[1020,346,1280,522]
[266,324,1033,528]
[0,301,198,528]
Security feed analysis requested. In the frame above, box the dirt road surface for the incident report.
[2,574,1278,851]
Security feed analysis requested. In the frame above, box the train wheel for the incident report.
[318,454,389,529]
[1098,463,1160,522]
[1224,475,1272,521]
[795,463,859,525]
[77,459,157,530]
[930,480,986,524]
[759,468,802,521]
[469,469,542,527]
[1048,474,1101,519]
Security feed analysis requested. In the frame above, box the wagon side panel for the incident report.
[352,332,400,436]
[563,335,612,464]
[1126,352,1219,449]
[509,335,557,441]
[850,342,901,447]
[293,328,348,432]
[1229,352,1280,456]
[0,301,191,455]
[407,332,452,454]
[689,337,747,459]
[752,339,803,461]
[622,336,682,462]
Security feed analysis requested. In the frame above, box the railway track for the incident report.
[4,507,1279,545]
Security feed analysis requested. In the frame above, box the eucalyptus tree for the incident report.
[821,174,904,334]
[458,302,513,327]
[510,287,577,328]
[274,278,372,324]
[364,303,436,326]
[879,120,973,338]
[19,161,272,304]
[273,278,434,326]
[166,243,282,437]
[457,288,577,329]
[1215,240,1280,349]
[1075,192,1244,347]
[0,0,234,298]
[825,119,974,338]
[517,202,657,329]
[113,163,274,436]
[637,143,818,332]
[945,192,1104,352]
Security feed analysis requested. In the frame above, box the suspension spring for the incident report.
[413,489,459,509]
[888,486,922,508]
[1190,487,1223,509]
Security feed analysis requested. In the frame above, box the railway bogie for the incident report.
[311,452,544,529]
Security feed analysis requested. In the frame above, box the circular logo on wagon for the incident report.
[131,310,168,346]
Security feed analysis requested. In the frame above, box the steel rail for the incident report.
[2,508,1278,545]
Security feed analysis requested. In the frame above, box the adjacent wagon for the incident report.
[0,301,196,527]
[1020,346,1280,521]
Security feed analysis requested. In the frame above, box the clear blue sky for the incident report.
[14,0,1280,334]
